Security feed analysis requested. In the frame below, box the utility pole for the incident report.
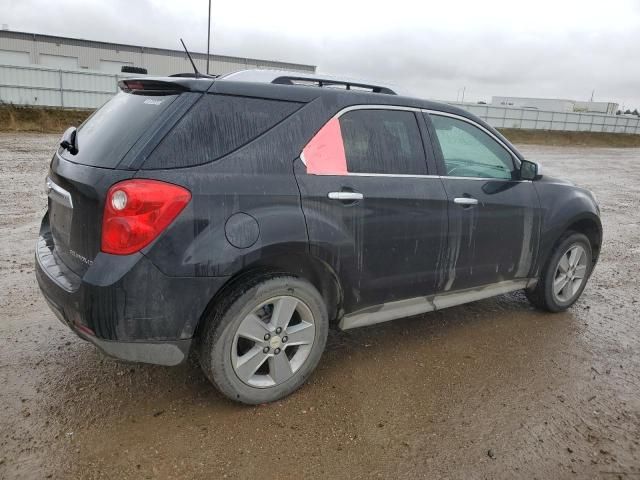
[206,0,212,75]
[590,89,595,102]
[461,86,466,103]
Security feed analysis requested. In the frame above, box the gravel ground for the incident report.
[0,133,639,479]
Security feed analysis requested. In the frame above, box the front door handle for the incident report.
[453,197,478,206]
[328,191,364,201]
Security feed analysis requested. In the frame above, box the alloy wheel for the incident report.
[552,244,588,303]
[231,296,316,388]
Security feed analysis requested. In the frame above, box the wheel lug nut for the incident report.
[264,333,271,341]
[274,348,281,355]
[263,346,270,353]
[275,327,282,334]
[282,336,288,343]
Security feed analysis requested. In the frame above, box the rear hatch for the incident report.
[45,79,203,276]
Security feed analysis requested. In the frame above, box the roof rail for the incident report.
[219,70,399,95]
[271,75,396,95]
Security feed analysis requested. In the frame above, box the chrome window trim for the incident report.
[347,172,529,182]
[445,176,531,183]
[346,172,439,179]
[299,104,525,180]
[333,104,423,116]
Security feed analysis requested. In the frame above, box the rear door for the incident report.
[424,111,541,291]
[294,106,449,313]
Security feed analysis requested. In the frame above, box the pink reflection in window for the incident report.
[302,117,347,175]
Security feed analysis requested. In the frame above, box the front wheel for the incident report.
[526,232,593,312]
[199,275,328,404]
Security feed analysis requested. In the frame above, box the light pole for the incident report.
[206,0,212,75]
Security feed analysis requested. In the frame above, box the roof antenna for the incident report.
[180,38,200,78]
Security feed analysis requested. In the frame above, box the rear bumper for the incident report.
[40,292,191,366]
[35,220,229,366]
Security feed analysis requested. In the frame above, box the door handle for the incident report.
[328,191,364,201]
[453,197,478,206]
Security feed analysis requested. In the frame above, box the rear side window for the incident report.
[145,94,301,169]
[340,110,427,175]
[301,108,427,176]
[60,91,179,168]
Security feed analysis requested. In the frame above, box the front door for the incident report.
[425,112,541,292]
[294,107,449,313]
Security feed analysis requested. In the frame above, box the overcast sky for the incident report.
[4,0,640,109]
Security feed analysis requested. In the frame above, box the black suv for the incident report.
[36,70,602,404]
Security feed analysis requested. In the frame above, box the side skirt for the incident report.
[338,279,535,330]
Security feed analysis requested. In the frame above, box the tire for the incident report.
[199,274,328,404]
[526,232,593,312]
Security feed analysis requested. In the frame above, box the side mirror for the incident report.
[520,159,540,181]
[60,126,78,155]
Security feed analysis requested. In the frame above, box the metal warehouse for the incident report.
[0,29,316,108]
[491,96,619,115]
[0,29,315,75]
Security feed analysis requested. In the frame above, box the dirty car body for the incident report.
[35,70,602,403]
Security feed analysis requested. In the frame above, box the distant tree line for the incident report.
[616,109,640,116]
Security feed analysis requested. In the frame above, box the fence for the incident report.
[0,63,136,109]
[2,63,640,135]
[450,102,640,135]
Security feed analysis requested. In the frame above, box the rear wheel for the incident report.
[199,274,328,404]
[526,232,592,312]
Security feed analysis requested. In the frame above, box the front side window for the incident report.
[302,108,427,176]
[429,114,514,179]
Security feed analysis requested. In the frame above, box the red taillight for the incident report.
[101,179,191,255]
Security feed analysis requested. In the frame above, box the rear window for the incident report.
[60,91,179,168]
[144,94,301,169]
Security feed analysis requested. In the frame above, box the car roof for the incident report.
[212,72,478,120]
[127,70,461,114]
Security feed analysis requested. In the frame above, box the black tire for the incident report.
[199,274,328,404]
[526,232,593,312]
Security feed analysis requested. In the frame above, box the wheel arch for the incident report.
[193,252,343,340]
[564,214,602,264]
[539,212,602,275]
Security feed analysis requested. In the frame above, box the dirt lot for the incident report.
[0,133,639,480]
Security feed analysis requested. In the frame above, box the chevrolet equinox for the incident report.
[36,70,602,404]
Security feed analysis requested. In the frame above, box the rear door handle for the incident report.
[328,191,364,201]
[453,197,478,206]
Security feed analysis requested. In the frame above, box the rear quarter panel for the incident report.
[136,97,335,277]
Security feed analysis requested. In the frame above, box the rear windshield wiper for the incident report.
[60,126,78,155]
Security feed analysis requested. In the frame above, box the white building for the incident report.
[0,29,316,108]
[0,29,315,76]
[491,96,618,115]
